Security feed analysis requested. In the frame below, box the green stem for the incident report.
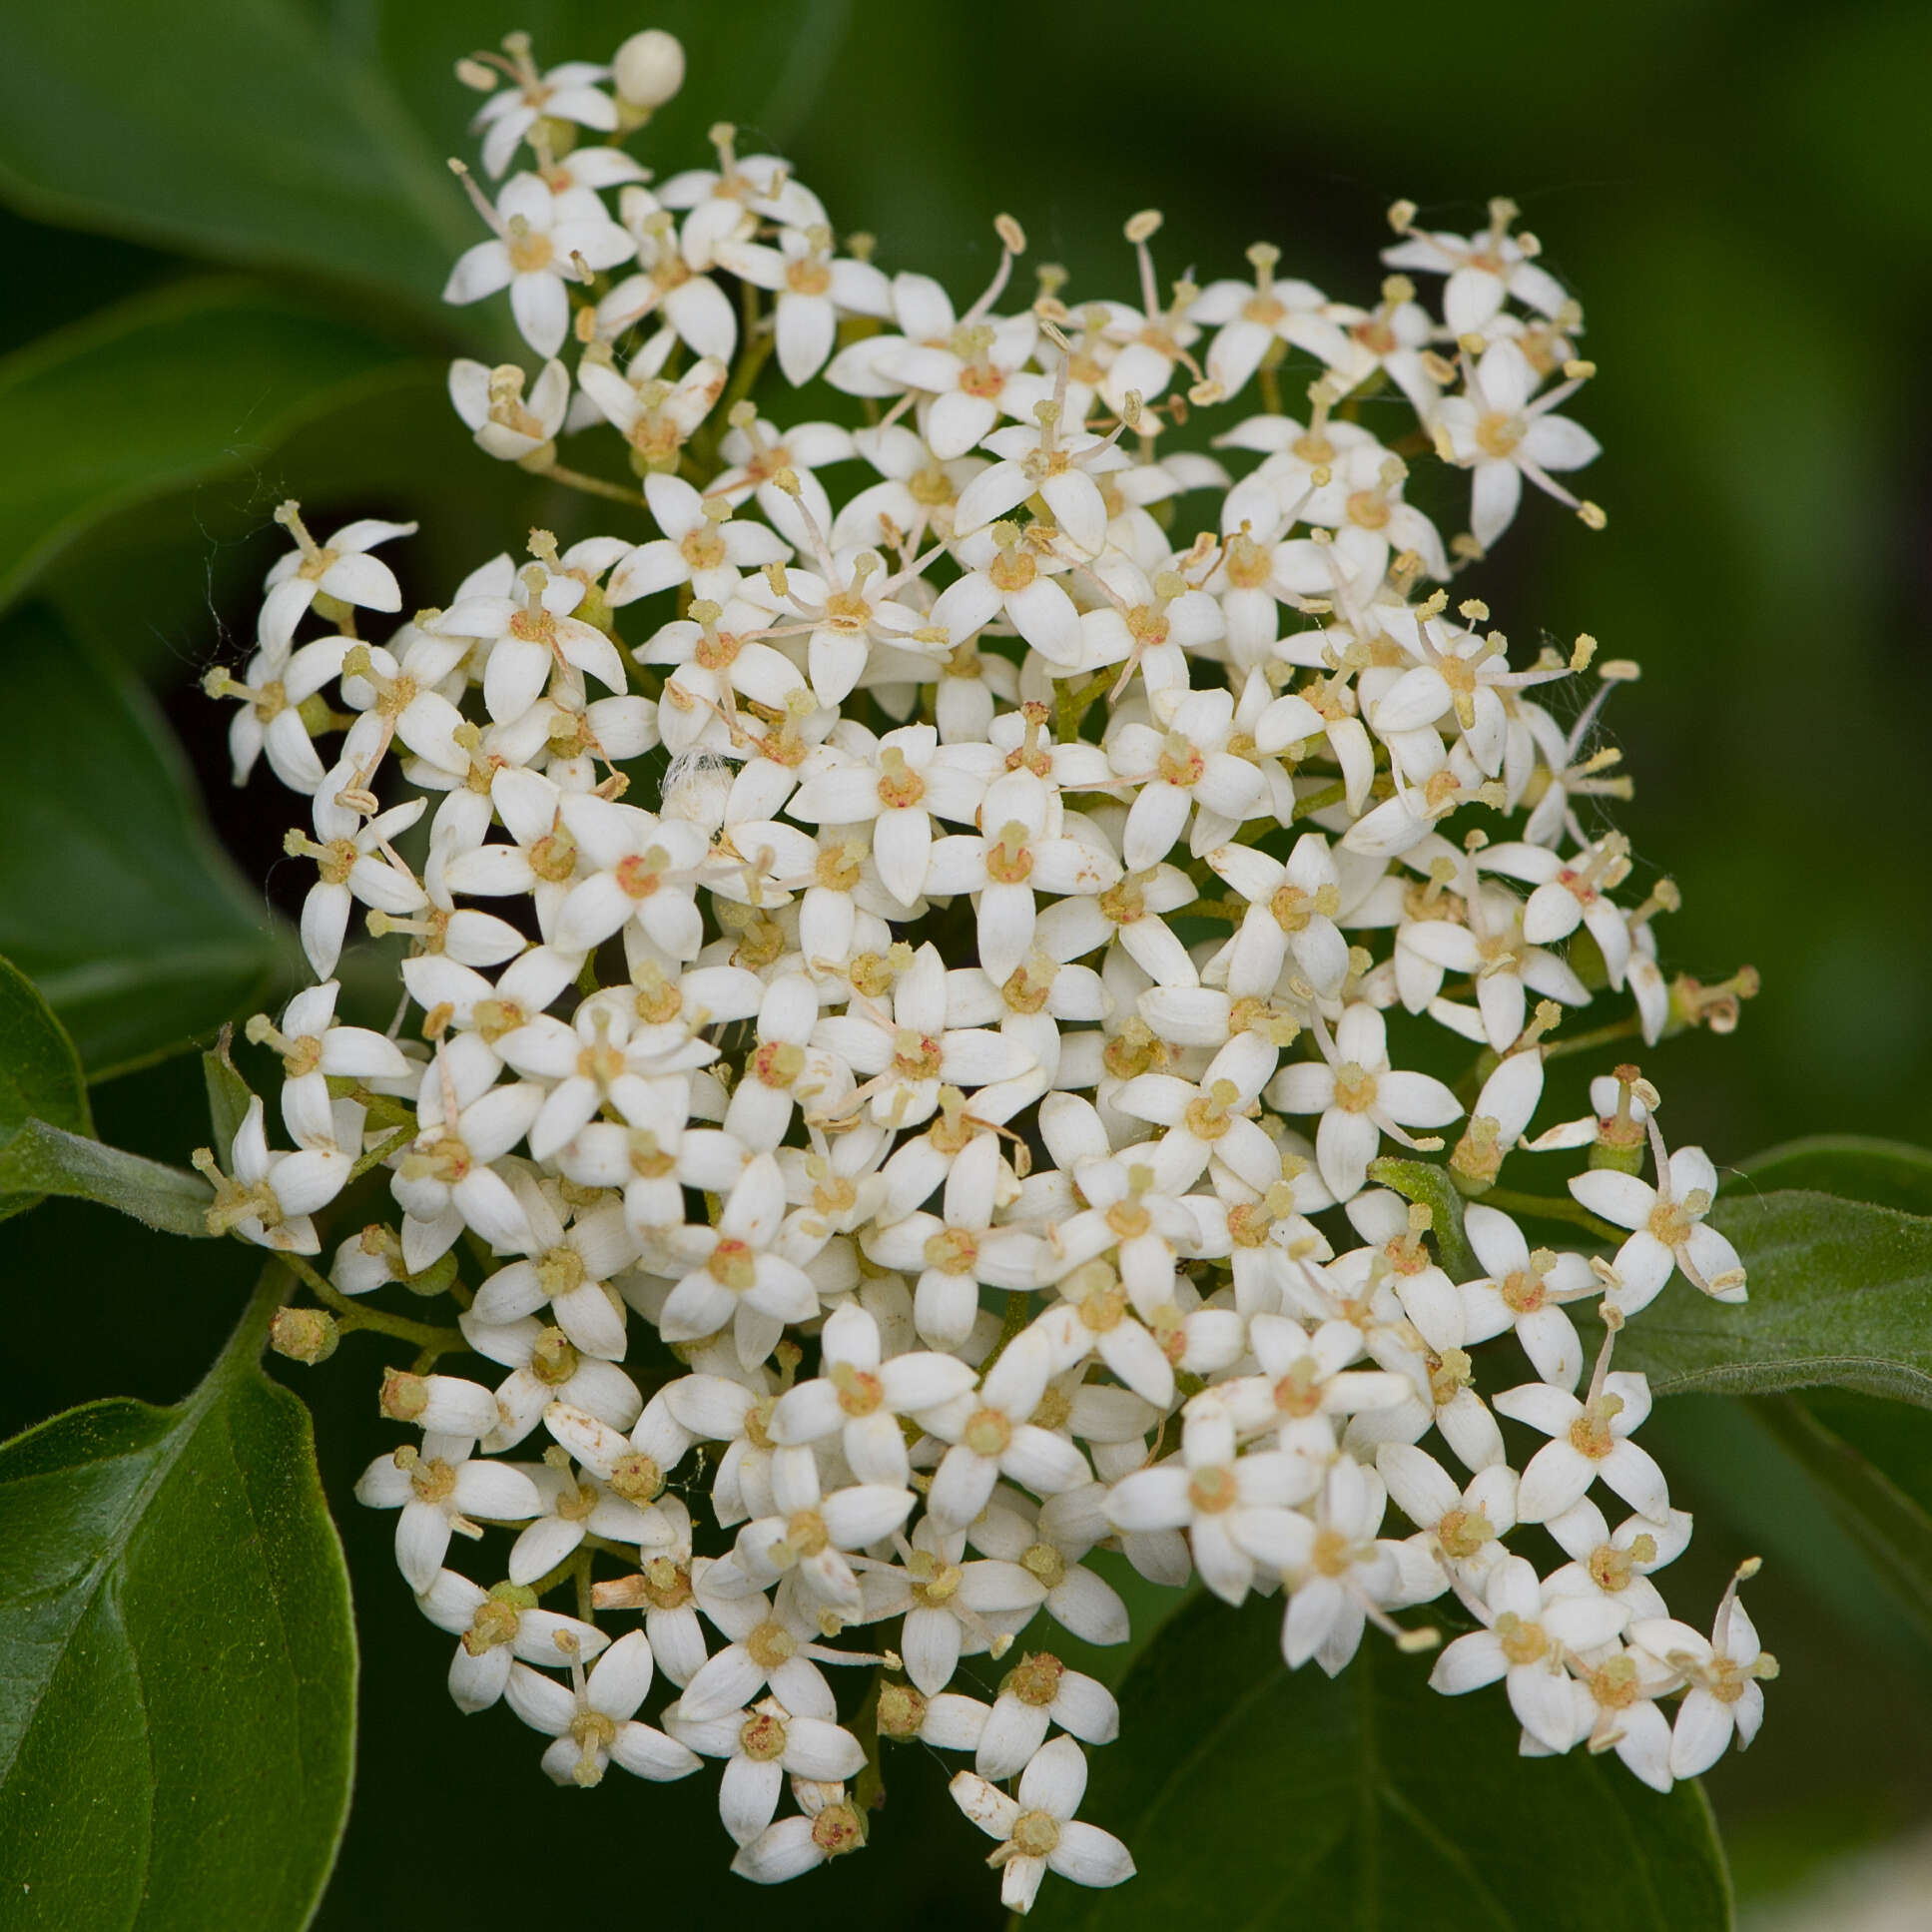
[1292,779,1348,822]
[238,1260,298,1362]
[1539,1015,1641,1063]
[1478,1187,1623,1244]
[279,1252,467,1354]
[534,457,647,508]
[346,1123,412,1184]
[517,1533,635,1603]
[853,1665,888,1812]
[326,1081,416,1131]
[1056,668,1115,741]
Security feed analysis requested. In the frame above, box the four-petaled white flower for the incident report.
[951,1736,1135,1916]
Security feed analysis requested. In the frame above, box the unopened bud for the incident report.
[613,29,685,109]
[270,1306,338,1365]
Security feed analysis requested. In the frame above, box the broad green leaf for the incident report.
[1032,1592,1731,1931]
[0,1,853,318]
[1643,1395,1932,1669]
[1738,1135,1932,1219]
[0,278,429,612]
[1613,1190,1932,1407]
[0,1120,213,1238]
[0,1271,356,1929]
[0,6,468,313]
[1805,1388,1932,1520]
[203,1032,256,1158]
[0,604,281,1078]
[1750,1395,1932,1644]
[0,955,92,1222]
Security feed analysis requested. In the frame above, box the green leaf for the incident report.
[1368,1155,1478,1279]
[0,7,468,313]
[0,1270,356,1929]
[1031,1592,1731,1931]
[1749,1395,1932,1644]
[1738,1135,1932,1219]
[203,1031,256,1158]
[0,278,429,613]
[0,604,281,1079]
[1642,1395,1932,1668]
[0,2,854,319]
[1612,1190,1932,1407]
[0,1120,213,1238]
[0,955,92,1222]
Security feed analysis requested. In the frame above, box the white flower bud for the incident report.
[613,29,684,108]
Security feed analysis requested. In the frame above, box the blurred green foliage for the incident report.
[1,0,1928,1924]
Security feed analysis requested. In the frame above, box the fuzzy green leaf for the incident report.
[0,1,855,318]
[0,605,281,1078]
[1030,1591,1731,1931]
[1750,1395,1932,1644]
[1738,1135,1932,1219]
[1613,1190,1932,1407]
[202,1032,257,1160]
[0,1120,214,1238]
[0,955,92,1222]
[0,1272,356,1929]
[0,278,426,614]
[0,8,468,313]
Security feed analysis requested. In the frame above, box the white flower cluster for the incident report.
[202,24,1771,1912]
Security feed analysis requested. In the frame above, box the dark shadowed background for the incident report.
[1,1,1927,1924]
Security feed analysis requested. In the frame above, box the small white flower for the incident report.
[715,224,892,385]
[416,1568,607,1713]
[447,356,569,463]
[1543,1496,1693,1623]
[728,1774,869,1884]
[286,771,426,979]
[1569,1121,1745,1316]
[428,557,628,728]
[731,1446,916,1612]
[1105,1400,1313,1605]
[1428,1553,1627,1753]
[470,52,617,178]
[769,1303,975,1483]
[1382,198,1570,335]
[973,1649,1119,1780]
[1457,1204,1598,1389]
[443,172,632,356]
[1376,1442,1518,1590]
[1494,1325,1668,1524]
[354,1434,544,1593]
[950,1735,1135,1916]
[1630,1563,1776,1777]
[668,1692,867,1844]
[856,1517,1049,1694]
[676,1575,869,1724]
[502,1448,658,1579]
[1278,1456,1444,1675]
[462,1319,643,1454]
[1267,1004,1462,1203]
[257,501,414,661]
[503,1629,699,1787]
[659,1152,823,1367]
[924,1331,1093,1530]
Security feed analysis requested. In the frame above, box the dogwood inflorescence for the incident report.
[203,23,1772,1912]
